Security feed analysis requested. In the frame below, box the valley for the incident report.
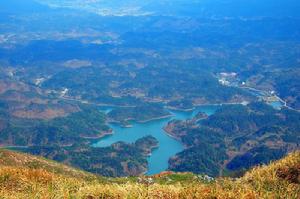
[0,0,299,180]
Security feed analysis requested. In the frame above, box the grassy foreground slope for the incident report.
[0,149,97,180]
[0,149,299,199]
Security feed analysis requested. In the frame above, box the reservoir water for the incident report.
[93,105,219,175]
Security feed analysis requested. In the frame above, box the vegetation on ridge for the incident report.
[0,149,299,198]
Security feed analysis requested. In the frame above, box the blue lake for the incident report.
[93,105,220,175]
[268,101,284,110]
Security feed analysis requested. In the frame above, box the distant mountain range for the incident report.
[1,0,300,17]
[35,0,300,17]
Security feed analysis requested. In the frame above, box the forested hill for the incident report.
[165,102,300,176]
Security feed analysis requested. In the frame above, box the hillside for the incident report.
[0,1,300,198]
[165,102,300,176]
[0,149,299,198]
[0,149,97,180]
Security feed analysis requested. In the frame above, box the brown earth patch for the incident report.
[12,106,79,120]
[276,164,300,184]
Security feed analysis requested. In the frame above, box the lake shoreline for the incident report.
[81,130,114,140]
[108,114,174,126]
[93,104,221,175]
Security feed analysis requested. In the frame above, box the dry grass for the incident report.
[0,151,299,199]
[0,149,96,180]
